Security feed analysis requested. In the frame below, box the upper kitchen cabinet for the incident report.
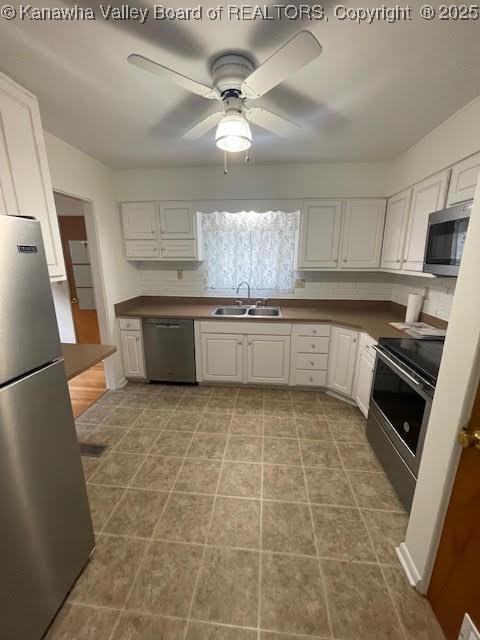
[446,152,480,206]
[297,200,343,269]
[0,72,65,280]
[159,201,196,238]
[402,170,450,272]
[121,202,157,239]
[339,199,386,269]
[380,189,412,270]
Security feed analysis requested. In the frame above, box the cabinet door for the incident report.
[0,73,65,279]
[403,170,450,272]
[121,202,157,240]
[446,152,480,206]
[380,189,412,270]
[121,330,146,379]
[327,326,358,396]
[201,333,244,382]
[354,347,375,417]
[159,202,195,238]
[340,199,386,269]
[297,200,343,269]
[246,335,290,385]
[125,240,159,260]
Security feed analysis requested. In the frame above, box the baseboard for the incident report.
[112,377,128,390]
[396,542,421,587]
[325,389,357,406]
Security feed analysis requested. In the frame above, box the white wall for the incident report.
[44,132,141,387]
[115,162,388,201]
[387,96,480,195]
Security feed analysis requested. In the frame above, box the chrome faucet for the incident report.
[236,281,251,305]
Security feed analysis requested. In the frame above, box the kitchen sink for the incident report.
[210,306,282,318]
[247,307,282,317]
[211,306,249,316]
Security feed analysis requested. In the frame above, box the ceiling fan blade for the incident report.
[242,31,322,99]
[128,54,219,100]
[182,112,224,141]
[246,107,301,136]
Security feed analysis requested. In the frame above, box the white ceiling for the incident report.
[1,0,479,169]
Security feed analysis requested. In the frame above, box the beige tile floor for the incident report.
[46,384,445,640]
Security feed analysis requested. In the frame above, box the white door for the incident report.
[403,170,450,272]
[446,152,480,206]
[246,335,291,385]
[340,199,386,269]
[121,202,157,240]
[0,72,65,279]
[327,326,358,396]
[201,333,244,382]
[380,189,412,270]
[121,330,146,379]
[159,202,195,238]
[353,347,375,417]
[297,200,343,269]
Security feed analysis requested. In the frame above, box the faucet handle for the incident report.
[235,299,243,306]
[256,298,268,307]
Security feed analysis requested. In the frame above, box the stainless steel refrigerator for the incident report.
[0,215,94,638]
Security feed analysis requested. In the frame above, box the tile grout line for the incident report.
[257,415,265,640]
[296,419,334,640]
[331,436,410,640]
[182,410,234,640]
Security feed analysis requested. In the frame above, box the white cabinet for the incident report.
[121,202,157,240]
[125,240,159,259]
[200,333,244,382]
[297,200,343,269]
[159,202,195,238]
[120,329,146,379]
[246,335,290,385]
[446,152,480,206]
[402,170,450,272]
[290,324,330,387]
[340,199,386,269]
[353,333,377,417]
[327,326,358,396]
[380,189,412,270]
[0,72,65,280]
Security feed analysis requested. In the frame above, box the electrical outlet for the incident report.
[177,270,183,280]
[295,278,306,289]
[459,614,480,640]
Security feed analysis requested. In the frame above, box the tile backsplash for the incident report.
[138,263,456,321]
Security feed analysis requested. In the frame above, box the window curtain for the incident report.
[201,210,299,292]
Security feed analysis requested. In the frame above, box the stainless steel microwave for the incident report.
[423,200,472,276]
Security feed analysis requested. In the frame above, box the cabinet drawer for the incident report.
[161,239,196,259]
[119,318,142,331]
[125,240,159,259]
[359,332,377,355]
[296,336,330,353]
[292,324,330,338]
[295,353,328,370]
[294,370,327,387]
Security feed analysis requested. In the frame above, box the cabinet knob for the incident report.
[310,361,314,367]
[153,247,157,251]
[238,341,242,346]
[309,377,313,382]
[311,344,315,349]
[248,342,252,346]
[396,259,400,263]
[353,338,357,343]
[151,230,155,234]
[343,259,347,263]
[312,329,317,334]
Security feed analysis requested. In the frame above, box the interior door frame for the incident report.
[54,190,113,389]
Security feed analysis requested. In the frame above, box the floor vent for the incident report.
[79,443,108,458]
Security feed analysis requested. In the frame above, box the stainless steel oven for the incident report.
[423,200,472,276]
[366,338,443,512]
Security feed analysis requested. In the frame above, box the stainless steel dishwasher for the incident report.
[143,318,196,383]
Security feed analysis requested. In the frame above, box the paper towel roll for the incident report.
[405,293,423,323]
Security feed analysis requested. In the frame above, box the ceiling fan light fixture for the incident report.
[215,113,252,152]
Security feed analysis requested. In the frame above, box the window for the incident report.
[201,210,298,293]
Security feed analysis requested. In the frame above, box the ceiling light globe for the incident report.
[215,114,252,152]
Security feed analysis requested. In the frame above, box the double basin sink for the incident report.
[211,306,282,318]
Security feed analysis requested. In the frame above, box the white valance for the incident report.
[196,199,302,214]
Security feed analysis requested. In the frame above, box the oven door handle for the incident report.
[372,345,425,390]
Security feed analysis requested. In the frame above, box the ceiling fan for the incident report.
[128,31,322,154]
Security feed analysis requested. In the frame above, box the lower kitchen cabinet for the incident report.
[120,329,146,379]
[327,326,358,396]
[354,347,375,417]
[200,333,244,382]
[246,335,290,385]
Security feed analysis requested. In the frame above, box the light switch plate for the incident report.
[459,614,480,640]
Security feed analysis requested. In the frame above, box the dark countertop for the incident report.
[114,296,447,342]
[62,343,116,380]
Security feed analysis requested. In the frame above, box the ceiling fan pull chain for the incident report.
[224,151,228,175]
[245,151,250,164]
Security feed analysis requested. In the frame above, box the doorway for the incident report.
[427,378,480,639]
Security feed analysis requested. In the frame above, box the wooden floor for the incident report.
[68,362,106,418]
